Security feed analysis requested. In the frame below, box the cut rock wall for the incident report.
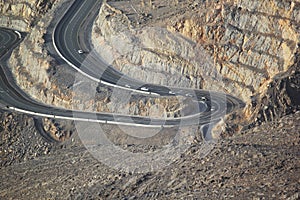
[92,0,299,103]
[1,0,299,124]
[6,0,75,109]
[92,0,299,123]
[92,4,210,90]
[0,0,57,31]
[169,0,299,102]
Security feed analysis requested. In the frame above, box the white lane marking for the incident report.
[51,1,160,97]
[14,30,21,39]
[72,81,83,88]
[100,80,151,95]
[106,120,164,128]
[150,92,160,96]
[87,118,106,123]
[12,107,55,118]
[8,106,179,127]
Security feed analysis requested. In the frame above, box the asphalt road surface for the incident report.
[0,0,245,128]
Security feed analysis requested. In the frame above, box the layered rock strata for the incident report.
[92,0,299,124]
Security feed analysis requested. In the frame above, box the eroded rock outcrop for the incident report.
[170,0,300,127]
[92,0,299,125]
[7,0,75,109]
[169,0,299,102]
[0,0,57,31]
[92,3,210,90]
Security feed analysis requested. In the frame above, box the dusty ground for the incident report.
[0,111,299,199]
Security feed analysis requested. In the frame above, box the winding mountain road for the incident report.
[0,0,245,128]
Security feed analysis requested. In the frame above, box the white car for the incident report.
[211,106,216,111]
[168,91,176,95]
[78,49,84,54]
[140,87,149,91]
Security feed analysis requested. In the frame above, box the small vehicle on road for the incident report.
[140,87,149,91]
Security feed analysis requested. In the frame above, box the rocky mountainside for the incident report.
[92,0,299,124]
[0,0,57,31]
[0,0,299,124]
[94,0,300,100]
[0,0,299,198]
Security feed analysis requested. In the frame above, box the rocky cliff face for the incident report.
[169,0,299,101]
[92,0,299,124]
[0,0,80,110]
[6,0,75,110]
[0,0,298,125]
[0,0,57,31]
[249,54,300,126]
[92,3,209,90]
[171,0,299,128]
